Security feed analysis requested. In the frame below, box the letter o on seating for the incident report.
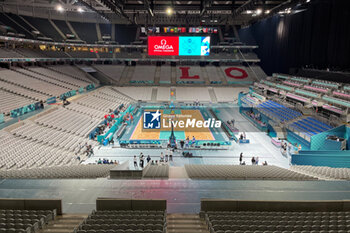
[224,67,248,79]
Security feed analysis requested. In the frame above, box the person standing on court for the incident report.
[239,153,243,165]
[251,157,255,165]
[185,137,189,148]
[140,155,144,168]
[134,155,138,168]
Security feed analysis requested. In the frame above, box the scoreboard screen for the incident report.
[148,36,210,56]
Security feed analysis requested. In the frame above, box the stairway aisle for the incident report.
[200,66,210,85]
[119,66,130,85]
[154,66,161,85]
[167,213,209,233]
[39,214,87,233]
[171,66,177,85]
[151,87,158,101]
[208,87,218,103]
[216,66,227,85]
[169,166,189,179]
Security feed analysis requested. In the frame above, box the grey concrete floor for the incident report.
[0,178,350,214]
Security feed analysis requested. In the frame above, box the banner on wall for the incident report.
[10,102,41,118]
[60,90,76,100]
[47,96,57,104]
[0,114,4,124]
[86,83,95,91]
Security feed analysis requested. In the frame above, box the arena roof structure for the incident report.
[0,0,310,25]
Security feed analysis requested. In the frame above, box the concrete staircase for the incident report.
[216,66,227,85]
[208,87,218,103]
[39,214,87,233]
[151,87,158,101]
[167,213,209,233]
[200,66,210,85]
[154,66,161,85]
[120,66,134,85]
[171,66,177,85]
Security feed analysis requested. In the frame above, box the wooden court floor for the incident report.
[130,109,215,140]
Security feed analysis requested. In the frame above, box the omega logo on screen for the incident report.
[154,39,174,51]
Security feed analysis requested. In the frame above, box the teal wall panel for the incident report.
[310,125,346,151]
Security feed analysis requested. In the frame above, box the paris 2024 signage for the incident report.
[148,36,210,56]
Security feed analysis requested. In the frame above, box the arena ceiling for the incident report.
[0,0,308,25]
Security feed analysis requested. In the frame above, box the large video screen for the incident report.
[148,36,210,56]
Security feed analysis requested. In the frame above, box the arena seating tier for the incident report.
[48,65,97,84]
[11,120,98,151]
[76,88,132,112]
[70,22,98,44]
[39,50,70,58]
[0,89,36,114]
[205,210,350,233]
[0,164,115,179]
[76,210,166,233]
[27,67,91,87]
[34,108,102,137]
[14,48,43,58]
[142,164,169,179]
[114,87,152,101]
[0,69,69,97]
[22,16,63,41]
[67,51,98,58]
[175,87,211,102]
[0,86,134,169]
[0,13,33,39]
[0,209,55,233]
[257,100,302,123]
[291,166,350,180]
[0,48,24,58]
[130,66,155,84]
[0,130,82,169]
[184,165,317,180]
[93,65,125,83]
[288,117,332,138]
[156,87,171,101]
[19,68,79,90]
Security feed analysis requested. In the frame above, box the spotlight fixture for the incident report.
[77,7,84,13]
[256,9,262,15]
[166,7,173,15]
[265,10,270,14]
[56,5,64,12]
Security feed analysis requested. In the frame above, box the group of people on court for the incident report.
[239,152,268,166]
[96,158,119,165]
[179,136,196,149]
[133,148,175,169]
[134,153,151,168]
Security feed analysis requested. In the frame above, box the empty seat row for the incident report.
[185,165,317,180]
[205,210,350,233]
[77,210,166,233]
[291,166,350,180]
